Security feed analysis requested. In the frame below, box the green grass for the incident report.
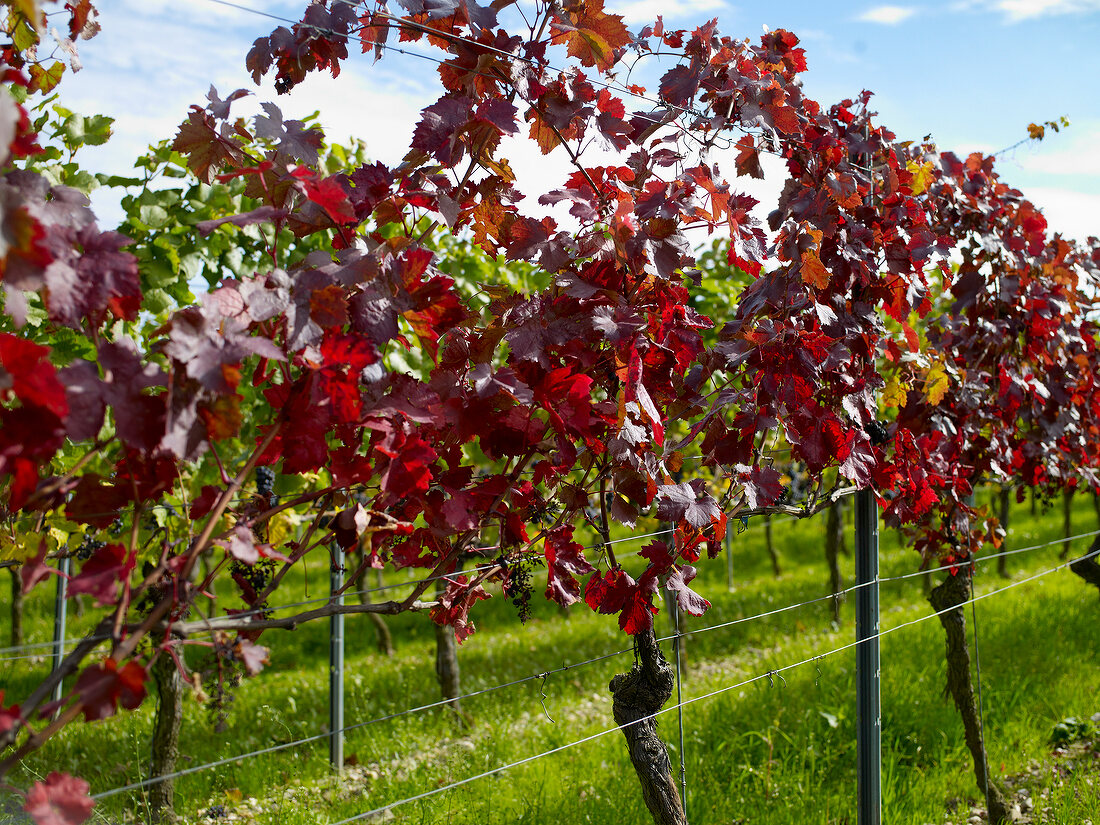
[2,490,1099,824]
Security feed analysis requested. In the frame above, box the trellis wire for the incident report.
[87,534,1100,804]
[91,644,632,800]
[201,0,746,155]
[324,548,1096,825]
[6,519,1091,664]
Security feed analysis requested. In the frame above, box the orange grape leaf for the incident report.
[800,249,830,289]
[553,0,629,72]
[528,109,562,154]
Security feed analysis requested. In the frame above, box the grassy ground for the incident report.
[2,490,1099,824]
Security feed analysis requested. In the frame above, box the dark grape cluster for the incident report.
[865,419,890,446]
[255,466,276,498]
[205,666,242,734]
[205,805,228,820]
[230,558,276,606]
[501,554,539,623]
[74,534,105,560]
[527,496,561,526]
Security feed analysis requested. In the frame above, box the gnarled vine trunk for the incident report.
[1061,488,1075,559]
[8,567,23,648]
[929,573,1010,825]
[1070,534,1100,600]
[764,514,781,577]
[353,566,394,656]
[610,628,686,825]
[434,578,462,719]
[148,652,184,823]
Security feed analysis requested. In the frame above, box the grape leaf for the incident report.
[23,771,94,825]
[73,658,146,722]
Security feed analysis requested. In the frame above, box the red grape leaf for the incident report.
[234,638,270,676]
[655,480,721,528]
[19,537,56,595]
[23,771,94,825]
[68,543,133,607]
[73,658,147,722]
[172,106,246,183]
[0,690,21,735]
[618,575,659,633]
[543,525,595,607]
[189,484,221,520]
[665,565,710,616]
[223,524,259,565]
[0,333,68,418]
[429,575,491,643]
[734,135,764,179]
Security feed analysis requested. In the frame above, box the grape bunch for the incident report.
[255,466,276,498]
[230,558,276,606]
[74,534,105,561]
[501,555,537,623]
[205,805,228,820]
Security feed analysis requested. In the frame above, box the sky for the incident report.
[52,0,1100,243]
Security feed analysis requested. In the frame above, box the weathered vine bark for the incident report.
[148,652,184,823]
[434,578,461,716]
[353,567,393,656]
[825,501,844,623]
[1061,488,1075,559]
[610,628,686,825]
[764,514,781,577]
[929,573,1011,825]
[997,487,1010,579]
[8,568,23,648]
[1070,534,1100,599]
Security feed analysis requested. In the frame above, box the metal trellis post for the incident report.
[330,544,345,772]
[51,554,71,710]
[855,488,881,825]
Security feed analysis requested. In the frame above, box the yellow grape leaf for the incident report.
[47,526,69,551]
[484,155,516,184]
[800,249,830,289]
[905,160,935,196]
[8,0,42,31]
[28,61,64,94]
[925,362,949,405]
[881,376,908,409]
[267,512,293,548]
[0,533,39,562]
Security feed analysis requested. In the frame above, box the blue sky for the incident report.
[58,0,1100,241]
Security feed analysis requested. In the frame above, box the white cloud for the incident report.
[613,0,726,24]
[1019,187,1100,242]
[855,5,919,24]
[957,0,1100,22]
[1009,121,1100,178]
